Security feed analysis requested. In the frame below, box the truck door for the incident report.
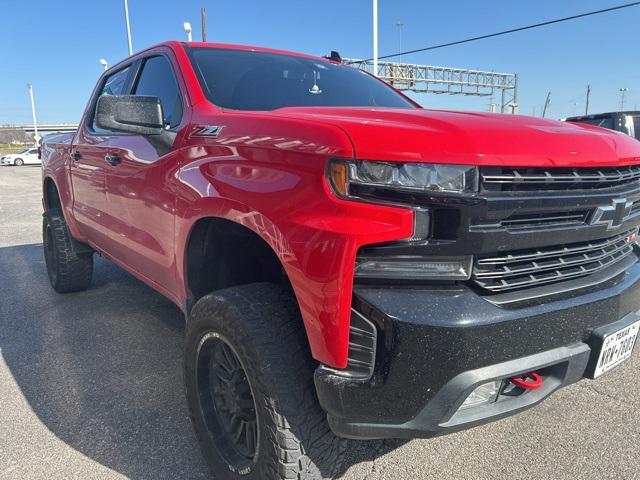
[69,65,134,248]
[101,53,185,292]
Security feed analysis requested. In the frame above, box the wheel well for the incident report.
[185,217,289,309]
[44,178,62,211]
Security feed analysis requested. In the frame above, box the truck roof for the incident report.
[180,41,332,61]
[109,40,334,72]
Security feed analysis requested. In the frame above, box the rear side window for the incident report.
[133,56,183,128]
[92,66,132,132]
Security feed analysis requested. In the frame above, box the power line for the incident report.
[352,2,640,63]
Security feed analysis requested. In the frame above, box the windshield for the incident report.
[19,149,30,154]
[187,47,416,111]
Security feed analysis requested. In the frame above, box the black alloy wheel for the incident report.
[196,332,259,471]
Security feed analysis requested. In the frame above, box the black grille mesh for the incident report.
[473,230,637,292]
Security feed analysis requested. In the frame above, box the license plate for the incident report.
[593,320,640,378]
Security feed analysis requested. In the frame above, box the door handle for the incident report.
[105,154,122,166]
[70,151,81,161]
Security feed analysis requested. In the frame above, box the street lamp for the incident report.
[26,84,39,146]
[396,21,404,63]
[372,0,378,77]
[99,58,109,71]
[620,88,629,111]
[183,21,192,42]
[123,0,133,55]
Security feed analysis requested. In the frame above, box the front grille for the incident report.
[472,229,637,292]
[481,165,640,191]
[482,210,591,231]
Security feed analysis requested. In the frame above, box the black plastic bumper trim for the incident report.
[326,343,591,440]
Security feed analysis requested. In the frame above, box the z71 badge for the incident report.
[192,125,225,137]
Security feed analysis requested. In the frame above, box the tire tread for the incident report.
[44,209,93,293]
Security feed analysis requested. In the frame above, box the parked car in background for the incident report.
[0,147,41,166]
[566,111,640,140]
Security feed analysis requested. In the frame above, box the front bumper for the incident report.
[315,257,640,440]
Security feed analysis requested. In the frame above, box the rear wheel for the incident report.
[185,283,346,480]
[43,209,93,293]
[14,158,24,166]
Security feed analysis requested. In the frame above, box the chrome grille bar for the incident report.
[481,165,640,191]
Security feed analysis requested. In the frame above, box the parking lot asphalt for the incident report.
[0,166,639,480]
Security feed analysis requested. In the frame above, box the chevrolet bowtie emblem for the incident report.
[590,198,634,230]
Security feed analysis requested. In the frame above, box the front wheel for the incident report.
[184,283,346,480]
[14,158,24,166]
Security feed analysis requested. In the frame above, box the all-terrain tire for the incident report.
[43,208,93,293]
[184,283,347,480]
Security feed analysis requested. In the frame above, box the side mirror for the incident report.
[95,95,164,135]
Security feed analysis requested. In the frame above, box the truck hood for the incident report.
[272,107,640,167]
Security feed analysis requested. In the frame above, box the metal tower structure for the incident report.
[348,59,519,114]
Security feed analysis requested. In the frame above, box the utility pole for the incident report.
[585,85,591,115]
[620,88,629,111]
[201,7,207,41]
[542,92,551,118]
[396,21,404,63]
[372,0,378,77]
[123,0,133,55]
[26,84,39,146]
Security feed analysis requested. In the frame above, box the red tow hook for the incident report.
[510,372,543,390]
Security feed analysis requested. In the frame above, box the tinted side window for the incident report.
[133,56,183,128]
[101,67,131,96]
[92,66,132,132]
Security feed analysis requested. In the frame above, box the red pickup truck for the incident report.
[41,41,640,480]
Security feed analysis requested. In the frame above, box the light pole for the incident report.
[620,88,629,111]
[123,0,133,55]
[542,92,551,118]
[201,7,207,42]
[396,21,404,64]
[372,0,378,77]
[183,22,192,42]
[26,84,39,146]
[99,58,109,71]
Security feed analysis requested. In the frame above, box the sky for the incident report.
[1,0,639,124]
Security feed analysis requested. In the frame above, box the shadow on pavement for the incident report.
[0,243,401,479]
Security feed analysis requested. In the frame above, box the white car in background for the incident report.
[0,147,41,166]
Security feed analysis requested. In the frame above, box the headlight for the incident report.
[328,159,478,199]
